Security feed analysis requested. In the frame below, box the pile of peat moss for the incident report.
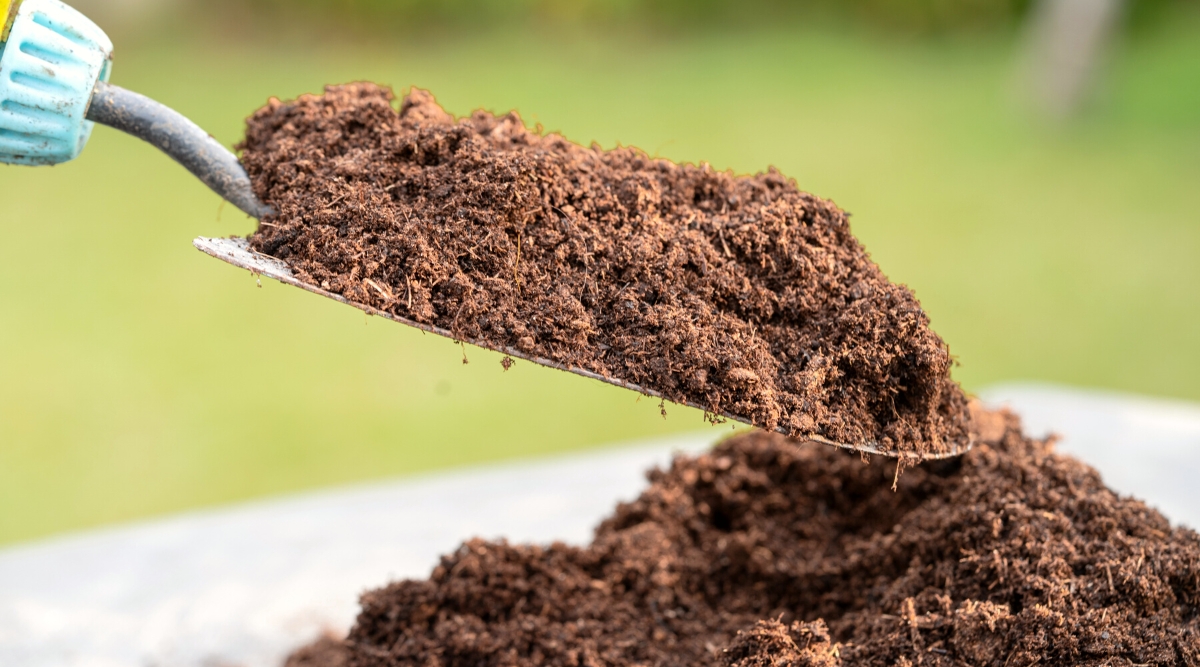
[286,421,1199,667]
[234,85,1198,667]
[242,84,976,459]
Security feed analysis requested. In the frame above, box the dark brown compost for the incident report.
[240,85,1197,667]
[241,83,978,458]
[286,420,1199,667]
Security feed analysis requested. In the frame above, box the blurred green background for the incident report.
[1,0,1197,546]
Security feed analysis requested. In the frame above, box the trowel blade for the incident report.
[194,236,976,460]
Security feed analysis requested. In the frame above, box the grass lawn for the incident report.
[1,19,1197,546]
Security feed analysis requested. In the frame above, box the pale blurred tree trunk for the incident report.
[1024,0,1127,118]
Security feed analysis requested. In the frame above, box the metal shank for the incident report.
[87,82,272,219]
[194,236,975,460]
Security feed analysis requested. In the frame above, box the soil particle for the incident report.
[283,635,349,667]
[241,83,975,458]
[288,417,1199,667]
[722,620,841,667]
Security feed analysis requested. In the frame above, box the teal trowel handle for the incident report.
[86,82,272,219]
[0,0,271,219]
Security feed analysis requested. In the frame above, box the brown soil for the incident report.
[242,84,1197,665]
[284,418,1199,667]
[285,635,349,667]
[241,83,974,458]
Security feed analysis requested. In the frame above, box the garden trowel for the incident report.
[0,0,991,459]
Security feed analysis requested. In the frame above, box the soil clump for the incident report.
[285,418,1200,667]
[241,83,974,458]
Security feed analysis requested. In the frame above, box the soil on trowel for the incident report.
[241,83,975,458]
[284,417,1199,667]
